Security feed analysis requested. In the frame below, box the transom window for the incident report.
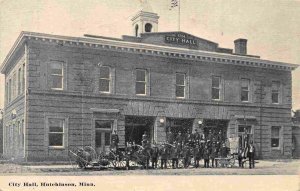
[50,62,63,90]
[136,69,147,95]
[271,126,280,148]
[271,81,280,104]
[212,76,221,100]
[238,125,252,134]
[176,73,186,98]
[241,78,250,102]
[48,118,65,147]
[99,66,111,93]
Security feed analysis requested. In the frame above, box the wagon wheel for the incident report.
[228,157,236,168]
[83,146,99,162]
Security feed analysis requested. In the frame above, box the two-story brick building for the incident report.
[1,3,298,162]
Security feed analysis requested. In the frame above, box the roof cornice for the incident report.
[1,31,299,73]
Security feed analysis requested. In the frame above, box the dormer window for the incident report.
[145,23,152,32]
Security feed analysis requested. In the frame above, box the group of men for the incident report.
[139,129,234,169]
[114,128,256,170]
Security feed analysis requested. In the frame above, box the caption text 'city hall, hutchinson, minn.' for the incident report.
[1,2,298,162]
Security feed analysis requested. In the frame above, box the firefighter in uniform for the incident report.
[151,142,159,169]
[111,130,119,151]
[171,142,180,169]
[247,141,255,169]
[166,129,174,144]
[193,129,201,146]
[142,131,148,147]
[160,143,169,169]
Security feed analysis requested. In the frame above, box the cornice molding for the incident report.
[1,31,298,73]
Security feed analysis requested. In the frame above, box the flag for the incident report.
[170,0,179,10]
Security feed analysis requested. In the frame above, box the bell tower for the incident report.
[131,0,159,37]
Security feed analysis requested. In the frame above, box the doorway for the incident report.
[125,116,154,145]
[95,120,113,153]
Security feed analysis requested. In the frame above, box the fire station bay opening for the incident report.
[203,119,229,142]
[125,116,155,145]
[124,117,230,145]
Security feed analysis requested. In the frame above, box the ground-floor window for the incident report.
[48,118,65,147]
[271,126,281,148]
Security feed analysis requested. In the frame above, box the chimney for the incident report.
[234,38,247,55]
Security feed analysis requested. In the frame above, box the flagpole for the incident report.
[178,0,180,31]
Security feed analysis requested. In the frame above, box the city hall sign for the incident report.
[164,33,198,48]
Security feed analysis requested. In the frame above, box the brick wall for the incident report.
[21,40,294,161]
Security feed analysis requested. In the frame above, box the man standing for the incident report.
[142,131,148,147]
[166,129,174,144]
[193,129,201,146]
[111,130,119,150]
[151,142,159,169]
[247,141,255,169]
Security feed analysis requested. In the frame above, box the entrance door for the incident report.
[95,120,113,154]
[125,116,154,145]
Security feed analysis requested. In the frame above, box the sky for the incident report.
[0,0,300,110]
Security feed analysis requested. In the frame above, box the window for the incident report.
[99,66,111,93]
[22,63,25,93]
[238,125,252,134]
[212,76,221,100]
[271,126,280,148]
[48,118,65,147]
[145,23,153,32]
[18,67,21,96]
[272,81,280,104]
[95,120,112,148]
[241,78,250,102]
[176,73,185,98]
[12,73,16,99]
[50,62,63,90]
[8,79,11,102]
[5,82,8,104]
[136,69,147,95]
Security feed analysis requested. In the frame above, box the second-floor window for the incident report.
[8,79,12,102]
[99,66,111,93]
[272,81,280,104]
[136,69,147,95]
[50,62,63,90]
[212,76,221,100]
[18,67,22,96]
[241,78,250,102]
[176,73,185,98]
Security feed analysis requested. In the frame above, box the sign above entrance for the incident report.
[164,33,198,48]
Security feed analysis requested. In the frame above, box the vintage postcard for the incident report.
[0,0,299,190]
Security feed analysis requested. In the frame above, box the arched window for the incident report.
[135,24,139,37]
[145,23,152,32]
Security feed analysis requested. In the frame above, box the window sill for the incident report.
[271,147,281,150]
[48,146,65,150]
[136,94,147,96]
[51,88,64,91]
[100,91,111,94]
